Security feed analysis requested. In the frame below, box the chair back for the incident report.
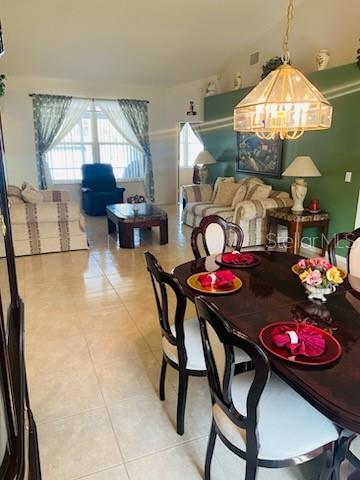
[191,215,244,259]
[327,227,360,277]
[81,163,116,192]
[195,296,270,459]
[144,251,187,366]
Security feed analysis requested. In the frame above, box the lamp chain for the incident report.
[282,0,294,64]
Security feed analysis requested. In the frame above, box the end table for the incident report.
[266,207,329,256]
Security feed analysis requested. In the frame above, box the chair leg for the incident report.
[205,421,217,480]
[320,445,336,480]
[159,357,167,401]
[176,372,188,435]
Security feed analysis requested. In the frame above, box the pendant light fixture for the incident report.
[233,0,333,140]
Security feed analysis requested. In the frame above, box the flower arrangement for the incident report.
[296,258,344,301]
[127,194,145,204]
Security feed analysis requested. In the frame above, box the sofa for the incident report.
[7,185,88,256]
[182,176,293,247]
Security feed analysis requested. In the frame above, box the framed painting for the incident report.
[236,132,283,178]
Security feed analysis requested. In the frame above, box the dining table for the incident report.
[172,250,360,435]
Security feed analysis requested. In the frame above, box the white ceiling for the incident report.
[0,0,307,87]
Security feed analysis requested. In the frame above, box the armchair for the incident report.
[81,164,125,216]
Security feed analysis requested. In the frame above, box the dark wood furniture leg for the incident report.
[288,222,303,254]
[160,218,168,245]
[107,217,116,234]
[119,223,134,248]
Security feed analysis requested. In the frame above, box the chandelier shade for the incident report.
[234,64,333,140]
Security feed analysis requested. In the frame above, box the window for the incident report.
[46,102,144,183]
[179,122,203,168]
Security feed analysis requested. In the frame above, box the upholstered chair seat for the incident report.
[213,370,338,462]
[162,319,250,371]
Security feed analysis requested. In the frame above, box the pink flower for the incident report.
[308,258,332,270]
[305,269,323,286]
[297,259,307,269]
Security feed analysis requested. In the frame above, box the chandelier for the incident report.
[233,0,333,140]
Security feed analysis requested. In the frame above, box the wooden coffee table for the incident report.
[106,203,168,248]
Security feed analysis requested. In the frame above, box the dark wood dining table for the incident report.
[173,251,360,434]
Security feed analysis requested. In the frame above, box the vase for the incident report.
[316,49,330,71]
[305,284,336,302]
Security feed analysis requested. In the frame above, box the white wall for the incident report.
[218,0,360,91]
[0,75,214,204]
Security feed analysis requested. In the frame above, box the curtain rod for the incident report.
[28,94,149,103]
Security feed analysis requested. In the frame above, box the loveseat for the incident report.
[182,176,293,247]
[7,185,88,256]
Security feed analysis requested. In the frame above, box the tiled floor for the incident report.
[19,205,324,479]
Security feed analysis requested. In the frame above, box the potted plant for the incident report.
[295,258,344,302]
[261,56,291,79]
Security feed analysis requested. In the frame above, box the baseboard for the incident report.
[300,242,347,270]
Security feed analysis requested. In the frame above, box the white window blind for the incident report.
[46,101,144,183]
[179,122,203,168]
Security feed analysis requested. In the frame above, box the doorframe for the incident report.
[176,121,203,204]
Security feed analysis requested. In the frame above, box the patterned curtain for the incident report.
[32,94,72,189]
[118,99,155,202]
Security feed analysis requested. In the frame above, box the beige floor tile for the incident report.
[26,336,104,423]
[125,437,228,480]
[108,390,205,461]
[94,348,161,404]
[76,465,129,480]
[38,408,123,480]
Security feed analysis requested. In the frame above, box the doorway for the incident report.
[177,122,203,200]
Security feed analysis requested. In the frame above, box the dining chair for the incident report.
[194,296,339,480]
[327,227,360,277]
[144,251,250,435]
[191,215,244,260]
[144,250,207,435]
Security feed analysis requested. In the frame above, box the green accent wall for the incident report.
[203,63,360,255]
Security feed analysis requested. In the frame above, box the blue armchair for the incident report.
[81,164,125,216]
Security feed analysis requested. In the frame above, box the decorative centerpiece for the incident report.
[127,194,145,212]
[295,258,344,302]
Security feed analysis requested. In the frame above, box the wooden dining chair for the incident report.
[195,296,339,480]
[144,251,207,435]
[191,215,244,260]
[327,227,360,276]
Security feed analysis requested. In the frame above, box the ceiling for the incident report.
[0,0,306,87]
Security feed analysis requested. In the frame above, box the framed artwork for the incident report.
[236,132,283,178]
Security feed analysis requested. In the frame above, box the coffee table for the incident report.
[106,203,168,248]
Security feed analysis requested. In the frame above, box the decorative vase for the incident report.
[305,284,336,302]
[316,49,330,71]
[233,72,242,90]
[205,81,217,96]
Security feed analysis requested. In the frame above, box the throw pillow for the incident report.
[21,185,43,203]
[245,184,272,201]
[231,184,247,208]
[238,176,264,187]
[213,182,240,206]
[7,185,22,197]
[211,177,235,202]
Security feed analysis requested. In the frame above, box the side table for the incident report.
[266,207,329,256]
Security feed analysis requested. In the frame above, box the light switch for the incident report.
[345,172,352,183]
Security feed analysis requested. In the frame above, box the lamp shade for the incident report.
[233,64,333,140]
[194,150,216,166]
[282,156,321,177]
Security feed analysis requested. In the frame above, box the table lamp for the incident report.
[282,156,321,214]
[194,150,216,184]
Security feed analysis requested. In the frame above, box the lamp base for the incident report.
[199,165,208,184]
[290,178,307,214]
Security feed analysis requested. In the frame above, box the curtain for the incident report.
[191,122,204,144]
[32,96,91,188]
[32,95,72,189]
[118,99,154,202]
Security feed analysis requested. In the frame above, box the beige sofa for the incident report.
[7,185,88,256]
[182,176,293,247]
